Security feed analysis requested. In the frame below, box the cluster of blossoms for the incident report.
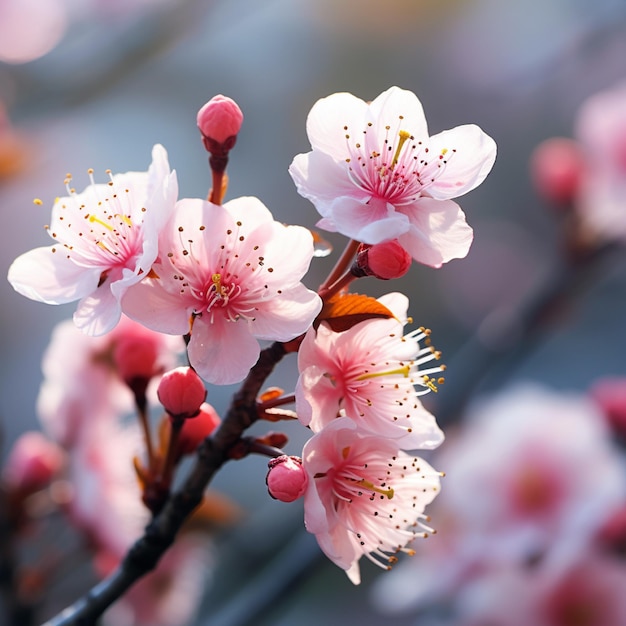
[372,384,626,625]
[530,80,626,250]
[5,85,496,619]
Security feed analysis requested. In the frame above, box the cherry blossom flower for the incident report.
[66,418,148,558]
[8,144,177,335]
[565,81,626,243]
[37,316,182,447]
[122,195,322,385]
[372,384,626,616]
[289,86,496,267]
[296,292,444,449]
[302,417,441,584]
[457,550,626,626]
[2,431,65,493]
[439,385,625,557]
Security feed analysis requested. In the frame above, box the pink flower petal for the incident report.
[399,198,473,267]
[187,316,261,386]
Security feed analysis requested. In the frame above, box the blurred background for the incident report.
[2,0,626,624]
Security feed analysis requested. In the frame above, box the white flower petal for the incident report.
[426,124,497,200]
[8,246,100,304]
[306,92,369,160]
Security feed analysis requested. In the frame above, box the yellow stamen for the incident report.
[89,215,114,231]
[355,478,395,499]
[212,273,227,297]
[422,375,439,393]
[391,130,411,169]
[356,365,410,381]
[33,198,43,206]
[117,214,132,227]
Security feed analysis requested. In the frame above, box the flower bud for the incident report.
[177,403,222,455]
[590,378,626,439]
[530,137,585,207]
[596,504,626,554]
[157,366,207,420]
[266,455,308,502]
[197,95,243,153]
[354,240,412,280]
[3,432,65,493]
[113,335,160,386]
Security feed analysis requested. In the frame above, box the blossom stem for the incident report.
[257,393,296,410]
[135,399,156,473]
[43,341,287,626]
[209,168,225,205]
[159,419,183,488]
[318,239,360,294]
[319,269,358,301]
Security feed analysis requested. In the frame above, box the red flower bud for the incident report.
[266,455,308,502]
[590,377,626,439]
[3,432,65,493]
[197,95,243,151]
[176,403,222,455]
[157,366,207,420]
[530,137,585,207]
[113,336,160,385]
[354,240,412,280]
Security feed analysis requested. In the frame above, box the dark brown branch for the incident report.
[43,341,286,626]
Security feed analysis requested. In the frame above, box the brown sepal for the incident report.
[315,292,394,332]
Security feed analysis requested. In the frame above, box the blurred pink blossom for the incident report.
[2,431,65,493]
[37,316,181,447]
[572,82,626,243]
[66,419,147,558]
[373,385,626,615]
[0,0,67,64]
[458,550,626,626]
[99,533,212,626]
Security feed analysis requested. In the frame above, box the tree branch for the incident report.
[43,341,287,626]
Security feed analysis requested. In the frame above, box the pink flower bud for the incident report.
[3,432,65,493]
[113,335,160,385]
[266,455,308,502]
[596,504,626,553]
[354,240,412,280]
[530,137,586,207]
[157,366,207,420]
[177,403,222,455]
[590,378,626,439]
[197,95,243,147]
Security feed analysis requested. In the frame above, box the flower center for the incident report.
[45,169,147,286]
[206,272,243,318]
[343,122,455,205]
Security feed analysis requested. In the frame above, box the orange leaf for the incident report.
[316,292,394,333]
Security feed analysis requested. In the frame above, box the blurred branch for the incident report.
[0,485,36,626]
[433,240,623,424]
[43,341,286,626]
[3,0,211,119]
